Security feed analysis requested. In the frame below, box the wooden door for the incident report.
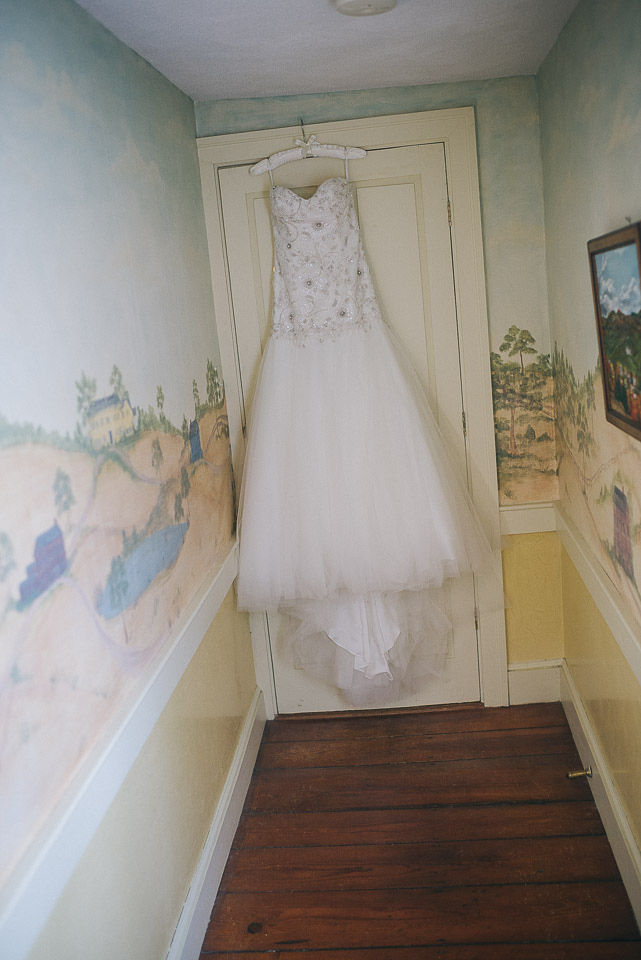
[218,143,479,712]
[198,109,507,714]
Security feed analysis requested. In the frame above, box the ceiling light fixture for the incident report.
[336,0,397,15]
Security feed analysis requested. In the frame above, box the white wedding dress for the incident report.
[237,177,494,705]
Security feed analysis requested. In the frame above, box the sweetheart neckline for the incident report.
[271,177,348,203]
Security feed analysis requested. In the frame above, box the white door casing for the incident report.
[198,108,507,715]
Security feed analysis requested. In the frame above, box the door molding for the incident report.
[198,108,508,709]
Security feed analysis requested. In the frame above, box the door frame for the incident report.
[197,107,507,714]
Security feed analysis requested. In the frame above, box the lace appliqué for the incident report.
[270,178,381,346]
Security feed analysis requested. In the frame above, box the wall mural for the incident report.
[490,325,559,504]
[554,346,641,622]
[552,219,641,621]
[1,0,238,892]
[0,362,233,887]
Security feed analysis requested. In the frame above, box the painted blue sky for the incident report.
[596,244,641,318]
[0,0,221,436]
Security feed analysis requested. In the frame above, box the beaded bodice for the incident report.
[270,178,381,344]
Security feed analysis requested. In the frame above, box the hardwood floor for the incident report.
[200,702,641,958]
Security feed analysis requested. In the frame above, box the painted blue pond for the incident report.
[98,522,188,618]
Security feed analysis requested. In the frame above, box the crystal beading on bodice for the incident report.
[270,178,381,345]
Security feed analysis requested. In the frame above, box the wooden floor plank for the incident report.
[222,834,619,891]
[262,702,567,743]
[248,753,593,813]
[204,947,641,959]
[201,704,639,958]
[206,883,638,952]
[258,725,575,768]
[234,800,605,848]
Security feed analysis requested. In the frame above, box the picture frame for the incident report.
[588,221,641,441]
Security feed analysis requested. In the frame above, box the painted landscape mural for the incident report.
[491,325,559,504]
[1,0,235,894]
[554,352,641,621]
[0,363,233,885]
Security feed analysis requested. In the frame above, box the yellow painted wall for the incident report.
[504,528,641,852]
[535,0,641,858]
[29,586,256,960]
[502,532,564,664]
[562,546,641,849]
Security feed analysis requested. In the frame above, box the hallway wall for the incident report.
[538,0,641,847]
[29,587,255,960]
[0,0,255,955]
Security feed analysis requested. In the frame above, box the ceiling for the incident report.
[75,0,580,102]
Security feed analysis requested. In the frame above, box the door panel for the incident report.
[219,141,480,712]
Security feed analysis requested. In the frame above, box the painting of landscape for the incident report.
[0,361,233,886]
[589,227,641,440]
[490,325,559,504]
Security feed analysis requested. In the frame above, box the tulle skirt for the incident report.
[237,318,495,704]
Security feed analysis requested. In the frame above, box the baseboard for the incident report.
[507,658,562,704]
[166,687,266,960]
[561,661,641,927]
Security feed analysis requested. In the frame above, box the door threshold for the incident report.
[275,701,484,721]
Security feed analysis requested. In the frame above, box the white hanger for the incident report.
[249,124,366,184]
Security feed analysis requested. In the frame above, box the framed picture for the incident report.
[588,221,641,441]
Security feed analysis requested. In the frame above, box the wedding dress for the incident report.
[236,177,494,705]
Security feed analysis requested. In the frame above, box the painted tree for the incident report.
[75,371,96,428]
[585,368,596,421]
[109,364,129,404]
[206,359,224,408]
[174,493,184,524]
[576,399,595,494]
[108,554,129,644]
[192,379,201,418]
[138,405,161,433]
[552,345,577,446]
[500,326,537,375]
[53,468,75,525]
[181,414,189,446]
[156,385,166,427]
[490,354,520,455]
[552,346,598,490]
[206,359,216,407]
[535,352,553,378]
[490,345,545,456]
[180,465,191,520]
[151,436,164,482]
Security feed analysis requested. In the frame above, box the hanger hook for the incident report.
[298,117,307,143]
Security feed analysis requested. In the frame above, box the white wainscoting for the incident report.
[562,662,641,927]
[553,505,641,926]
[556,507,641,690]
[501,501,641,924]
[0,544,239,960]
[167,688,266,960]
